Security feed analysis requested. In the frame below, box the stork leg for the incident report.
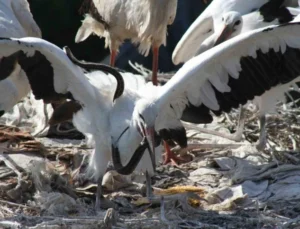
[110,49,117,67]
[163,141,188,165]
[95,176,115,211]
[256,115,267,151]
[150,45,186,166]
[152,46,159,86]
[234,105,246,141]
[145,171,153,199]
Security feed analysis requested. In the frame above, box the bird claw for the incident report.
[95,196,115,211]
[256,134,267,151]
[95,176,115,211]
[163,150,190,166]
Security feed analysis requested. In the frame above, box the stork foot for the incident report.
[145,171,153,199]
[95,196,115,211]
[163,149,190,166]
[163,141,191,165]
[256,115,267,151]
[256,132,267,151]
[95,176,115,211]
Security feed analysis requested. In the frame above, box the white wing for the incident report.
[0,37,116,128]
[287,6,300,15]
[0,0,42,115]
[172,0,269,65]
[196,3,299,57]
[0,64,30,112]
[159,21,300,124]
[11,0,41,38]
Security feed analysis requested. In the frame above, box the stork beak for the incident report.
[214,24,234,46]
[143,127,156,171]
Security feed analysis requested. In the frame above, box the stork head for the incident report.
[132,99,158,170]
[214,11,243,46]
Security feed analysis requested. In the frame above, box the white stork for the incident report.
[109,19,300,168]
[196,0,299,56]
[0,37,184,209]
[185,0,300,149]
[3,19,300,209]
[0,0,41,117]
[75,0,177,86]
[172,0,299,65]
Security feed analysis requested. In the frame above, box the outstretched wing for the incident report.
[159,21,300,124]
[172,0,269,65]
[0,37,102,112]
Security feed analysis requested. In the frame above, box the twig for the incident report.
[283,152,300,164]
[0,199,40,211]
[172,143,244,154]
[0,221,21,228]
[236,164,300,183]
[183,122,243,142]
[282,216,300,228]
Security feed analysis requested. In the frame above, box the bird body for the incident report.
[0,0,41,116]
[0,0,41,38]
[172,0,270,64]
[2,19,300,208]
[109,87,162,175]
[0,64,30,113]
[180,1,300,149]
[129,20,300,145]
[0,36,160,186]
[172,0,300,65]
[84,70,161,177]
[76,0,177,85]
[76,0,177,56]
[196,1,297,57]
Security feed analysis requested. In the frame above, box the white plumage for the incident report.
[2,18,300,210]
[0,0,41,115]
[83,70,162,178]
[75,0,177,84]
[76,0,177,56]
[172,0,299,65]
[0,0,41,38]
[117,20,300,164]
[172,0,300,149]
[172,0,269,65]
[0,37,163,209]
[197,4,299,56]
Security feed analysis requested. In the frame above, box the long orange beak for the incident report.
[214,24,234,47]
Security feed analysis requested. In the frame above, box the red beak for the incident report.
[214,24,234,46]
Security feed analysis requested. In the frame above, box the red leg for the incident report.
[110,49,117,67]
[152,46,159,86]
[151,46,186,165]
[163,141,188,166]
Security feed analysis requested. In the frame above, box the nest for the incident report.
[1,67,300,228]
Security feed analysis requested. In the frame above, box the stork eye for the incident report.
[234,20,241,26]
